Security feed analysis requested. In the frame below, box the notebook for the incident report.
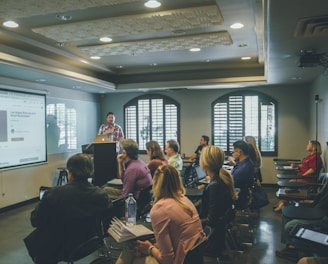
[295,228,328,246]
[108,217,154,243]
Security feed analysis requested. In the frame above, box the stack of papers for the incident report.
[108,217,154,243]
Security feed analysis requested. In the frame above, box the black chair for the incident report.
[66,235,104,264]
[60,218,112,264]
[137,185,153,218]
[183,226,212,264]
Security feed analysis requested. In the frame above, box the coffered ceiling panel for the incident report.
[0,0,327,93]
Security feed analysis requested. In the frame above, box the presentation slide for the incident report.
[0,89,47,169]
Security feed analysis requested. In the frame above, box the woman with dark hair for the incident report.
[146,141,168,177]
[244,135,263,182]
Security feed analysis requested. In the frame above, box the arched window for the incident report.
[124,94,180,153]
[212,91,277,156]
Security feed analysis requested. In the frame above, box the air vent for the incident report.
[294,15,328,38]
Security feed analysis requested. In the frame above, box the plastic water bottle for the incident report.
[125,193,137,226]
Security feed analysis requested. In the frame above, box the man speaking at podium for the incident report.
[98,111,124,152]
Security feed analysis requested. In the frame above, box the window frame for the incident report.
[124,94,180,154]
[211,90,278,156]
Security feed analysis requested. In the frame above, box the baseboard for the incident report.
[0,197,39,214]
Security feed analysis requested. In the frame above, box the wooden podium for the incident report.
[91,142,117,187]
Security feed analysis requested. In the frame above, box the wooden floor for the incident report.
[0,186,298,264]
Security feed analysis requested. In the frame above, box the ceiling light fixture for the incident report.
[56,14,72,21]
[100,36,112,42]
[189,48,201,52]
[241,56,251,60]
[90,56,101,60]
[3,21,19,28]
[144,0,161,8]
[230,23,244,29]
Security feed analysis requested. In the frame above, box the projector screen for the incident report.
[0,89,47,169]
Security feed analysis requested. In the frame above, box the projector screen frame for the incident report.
[0,88,48,170]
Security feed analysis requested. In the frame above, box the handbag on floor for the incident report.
[249,181,269,209]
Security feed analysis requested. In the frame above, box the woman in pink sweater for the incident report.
[116,165,205,264]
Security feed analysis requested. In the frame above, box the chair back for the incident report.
[60,216,104,262]
[67,236,103,263]
[137,185,153,218]
[183,237,206,264]
[183,226,213,264]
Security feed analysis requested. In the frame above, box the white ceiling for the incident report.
[0,0,327,94]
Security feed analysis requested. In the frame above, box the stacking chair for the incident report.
[66,235,106,264]
[183,226,213,264]
[137,185,153,219]
[60,217,113,264]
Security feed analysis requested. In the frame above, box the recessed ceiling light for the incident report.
[189,48,201,52]
[172,30,186,35]
[241,56,251,60]
[56,14,72,21]
[3,21,19,28]
[144,0,161,8]
[116,65,123,69]
[90,56,101,60]
[56,42,65,47]
[99,36,112,42]
[230,23,244,29]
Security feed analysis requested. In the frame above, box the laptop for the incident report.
[194,166,210,184]
[39,186,51,200]
[94,134,111,143]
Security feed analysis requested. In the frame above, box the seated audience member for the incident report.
[24,153,111,264]
[103,139,152,199]
[275,182,328,260]
[199,146,238,257]
[274,140,323,212]
[165,139,183,171]
[244,135,263,182]
[146,140,168,177]
[115,165,205,264]
[187,135,210,165]
[230,140,255,209]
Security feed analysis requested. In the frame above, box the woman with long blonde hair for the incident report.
[116,165,205,264]
[199,145,237,258]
